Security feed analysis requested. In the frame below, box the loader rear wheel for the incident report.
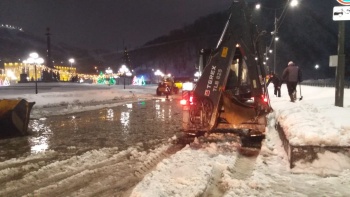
[201,98,213,125]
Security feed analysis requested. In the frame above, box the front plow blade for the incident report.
[0,99,35,138]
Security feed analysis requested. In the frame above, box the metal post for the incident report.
[123,75,126,89]
[35,64,38,94]
[335,21,345,107]
[265,46,269,73]
[273,14,278,74]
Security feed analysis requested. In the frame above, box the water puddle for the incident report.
[0,99,182,161]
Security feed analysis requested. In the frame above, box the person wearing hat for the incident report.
[282,61,302,102]
[267,72,282,97]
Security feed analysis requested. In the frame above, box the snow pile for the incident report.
[271,86,350,146]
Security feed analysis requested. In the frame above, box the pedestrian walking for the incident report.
[282,61,302,102]
[267,72,282,97]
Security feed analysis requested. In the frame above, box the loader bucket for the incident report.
[0,99,35,138]
[221,94,257,125]
[218,92,268,135]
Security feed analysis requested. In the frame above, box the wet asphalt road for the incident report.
[0,98,183,162]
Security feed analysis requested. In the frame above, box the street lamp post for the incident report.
[118,65,131,89]
[273,14,278,74]
[34,64,37,93]
[154,69,164,83]
[315,64,319,79]
[23,52,44,94]
[256,0,299,74]
[68,58,75,82]
[69,58,75,68]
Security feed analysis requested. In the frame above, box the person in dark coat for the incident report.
[267,72,281,97]
[282,61,302,102]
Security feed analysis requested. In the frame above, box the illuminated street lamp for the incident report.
[69,58,75,68]
[23,52,44,94]
[315,64,320,79]
[290,0,299,7]
[106,67,113,75]
[255,3,261,10]
[154,69,164,83]
[118,64,132,89]
[257,0,299,73]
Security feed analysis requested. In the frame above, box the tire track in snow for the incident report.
[200,152,259,197]
[0,147,125,196]
[0,144,179,197]
[228,153,258,180]
[0,151,58,188]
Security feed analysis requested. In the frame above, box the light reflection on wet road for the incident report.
[0,98,182,161]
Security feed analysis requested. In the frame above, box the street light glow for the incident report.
[290,0,299,7]
[25,53,44,64]
[255,4,261,10]
[23,52,44,94]
[315,64,319,69]
[69,58,75,68]
[105,67,113,74]
[30,52,39,59]
[154,69,164,76]
[118,64,132,89]
[255,0,299,74]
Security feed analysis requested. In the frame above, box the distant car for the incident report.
[156,77,179,96]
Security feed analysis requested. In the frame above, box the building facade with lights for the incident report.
[2,62,77,83]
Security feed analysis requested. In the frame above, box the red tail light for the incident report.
[261,95,268,103]
[180,96,194,105]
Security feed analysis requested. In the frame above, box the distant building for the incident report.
[3,62,76,82]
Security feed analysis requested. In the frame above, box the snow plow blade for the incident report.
[276,122,350,168]
[0,99,35,138]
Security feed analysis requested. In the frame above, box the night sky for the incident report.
[0,0,232,50]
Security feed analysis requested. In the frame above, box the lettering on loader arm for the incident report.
[206,65,217,90]
[213,69,223,91]
[205,66,224,95]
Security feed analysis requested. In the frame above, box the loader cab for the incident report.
[226,45,252,102]
[196,48,213,78]
[197,45,253,102]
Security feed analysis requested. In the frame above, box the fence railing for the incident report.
[301,80,350,89]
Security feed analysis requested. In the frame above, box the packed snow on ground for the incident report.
[1,83,350,196]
